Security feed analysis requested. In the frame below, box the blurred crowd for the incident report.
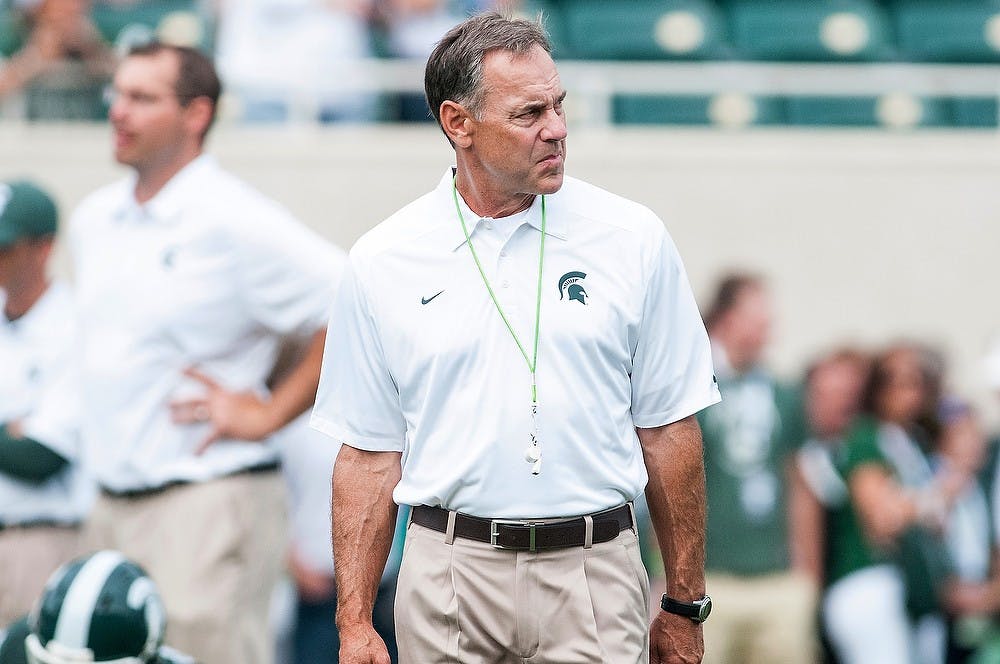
[2,4,1000,664]
[4,169,1000,662]
[691,273,1000,664]
[0,0,515,122]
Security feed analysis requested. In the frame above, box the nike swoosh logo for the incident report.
[421,290,444,305]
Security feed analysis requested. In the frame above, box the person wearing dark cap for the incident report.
[0,179,91,628]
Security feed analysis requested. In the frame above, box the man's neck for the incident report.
[454,174,534,219]
[133,149,201,204]
[4,279,48,321]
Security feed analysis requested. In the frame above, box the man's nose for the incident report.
[541,108,567,142]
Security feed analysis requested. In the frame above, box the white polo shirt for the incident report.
[0,282,92,524]
[312,169,720,518]
[47,155,343,493]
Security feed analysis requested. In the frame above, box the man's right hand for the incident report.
[338,624,392,664]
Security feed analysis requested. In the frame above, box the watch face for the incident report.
[697,596,713,622]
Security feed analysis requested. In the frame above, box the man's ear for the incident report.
[184,96,214,140]
[440,100,473,149]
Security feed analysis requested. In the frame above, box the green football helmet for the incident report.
[0,616,31,664]
[25,551,166,664]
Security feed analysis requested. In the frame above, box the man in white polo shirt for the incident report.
[0,180,90,627]
[39,43,344,664]
[312,12,721,664]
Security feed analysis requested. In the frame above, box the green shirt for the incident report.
[699,370,806,575]
[827,417,951,618]
[825,417,886,586]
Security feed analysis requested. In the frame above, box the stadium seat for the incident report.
[785,94,951,127]
[518,0,572,59]
[561,0,730,60]
[951,96,999,126]
[0,9,27,58]
[727,0,895,61]
[890,0,1000,62]
[91,0,209,50]
[614,93,785,126]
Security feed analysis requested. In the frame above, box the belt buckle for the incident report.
[490,519,539,552]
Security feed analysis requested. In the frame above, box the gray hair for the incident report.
[424,12,551,138]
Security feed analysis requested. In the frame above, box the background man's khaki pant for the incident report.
[85,472,286,664]
[702,570,818,664]
[0,525,80,625]
[395,520,650,664]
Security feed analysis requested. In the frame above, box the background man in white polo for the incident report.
[0,179,90,627]
[312,12,721,664]
[35,43,344,664]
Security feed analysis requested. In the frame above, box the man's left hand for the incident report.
[169,367,275,454]
[649,610,703,664]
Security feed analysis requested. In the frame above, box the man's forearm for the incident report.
[332,445,402,630]
[639,416,707,599]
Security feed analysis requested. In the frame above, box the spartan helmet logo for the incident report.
[558,271,588,305]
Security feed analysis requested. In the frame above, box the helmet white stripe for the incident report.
[53,550,127,650]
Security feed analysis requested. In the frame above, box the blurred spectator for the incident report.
[793,348,870,663]
[698,273,817,664]
[933,348,1000,663]
[374,0,496,121]
[795,348,871,578]
[0,179,90,628]
[275,414,406,663]
[823,342,964,664]
[213,0,376,123]
[376,0,461,60]
[0,0,115,119]
[31,43,344,663]
[937,400,1000,663]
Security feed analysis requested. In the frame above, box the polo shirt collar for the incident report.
[436,168,569,252]
[112,154,216,226]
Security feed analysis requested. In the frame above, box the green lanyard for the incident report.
[452,179,546,474]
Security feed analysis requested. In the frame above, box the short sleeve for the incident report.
[21,353,82,461]
[630,229,720,428]
[840,418,886,478]
[235,203,346,335]
[310,257,407,451]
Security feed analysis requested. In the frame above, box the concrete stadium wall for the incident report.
[2,124,997,426]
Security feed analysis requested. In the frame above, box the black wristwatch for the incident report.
[660,594,712,623]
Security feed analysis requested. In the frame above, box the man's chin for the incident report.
[113,149,132,167]
[538,172,565,195]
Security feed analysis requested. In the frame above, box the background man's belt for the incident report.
[100,461,280,499]
[411,504,634,551]
[0,520,79,532]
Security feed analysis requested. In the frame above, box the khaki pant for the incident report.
[85,472,286,664]
[702,570,818,664]
[395,520,650,664]
[0,525,80,625]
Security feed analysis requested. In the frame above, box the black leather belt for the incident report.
[101,461,280,499]
[0,520,79,532]
[411,503,634,552]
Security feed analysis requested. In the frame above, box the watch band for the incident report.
[660,594,712,623]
